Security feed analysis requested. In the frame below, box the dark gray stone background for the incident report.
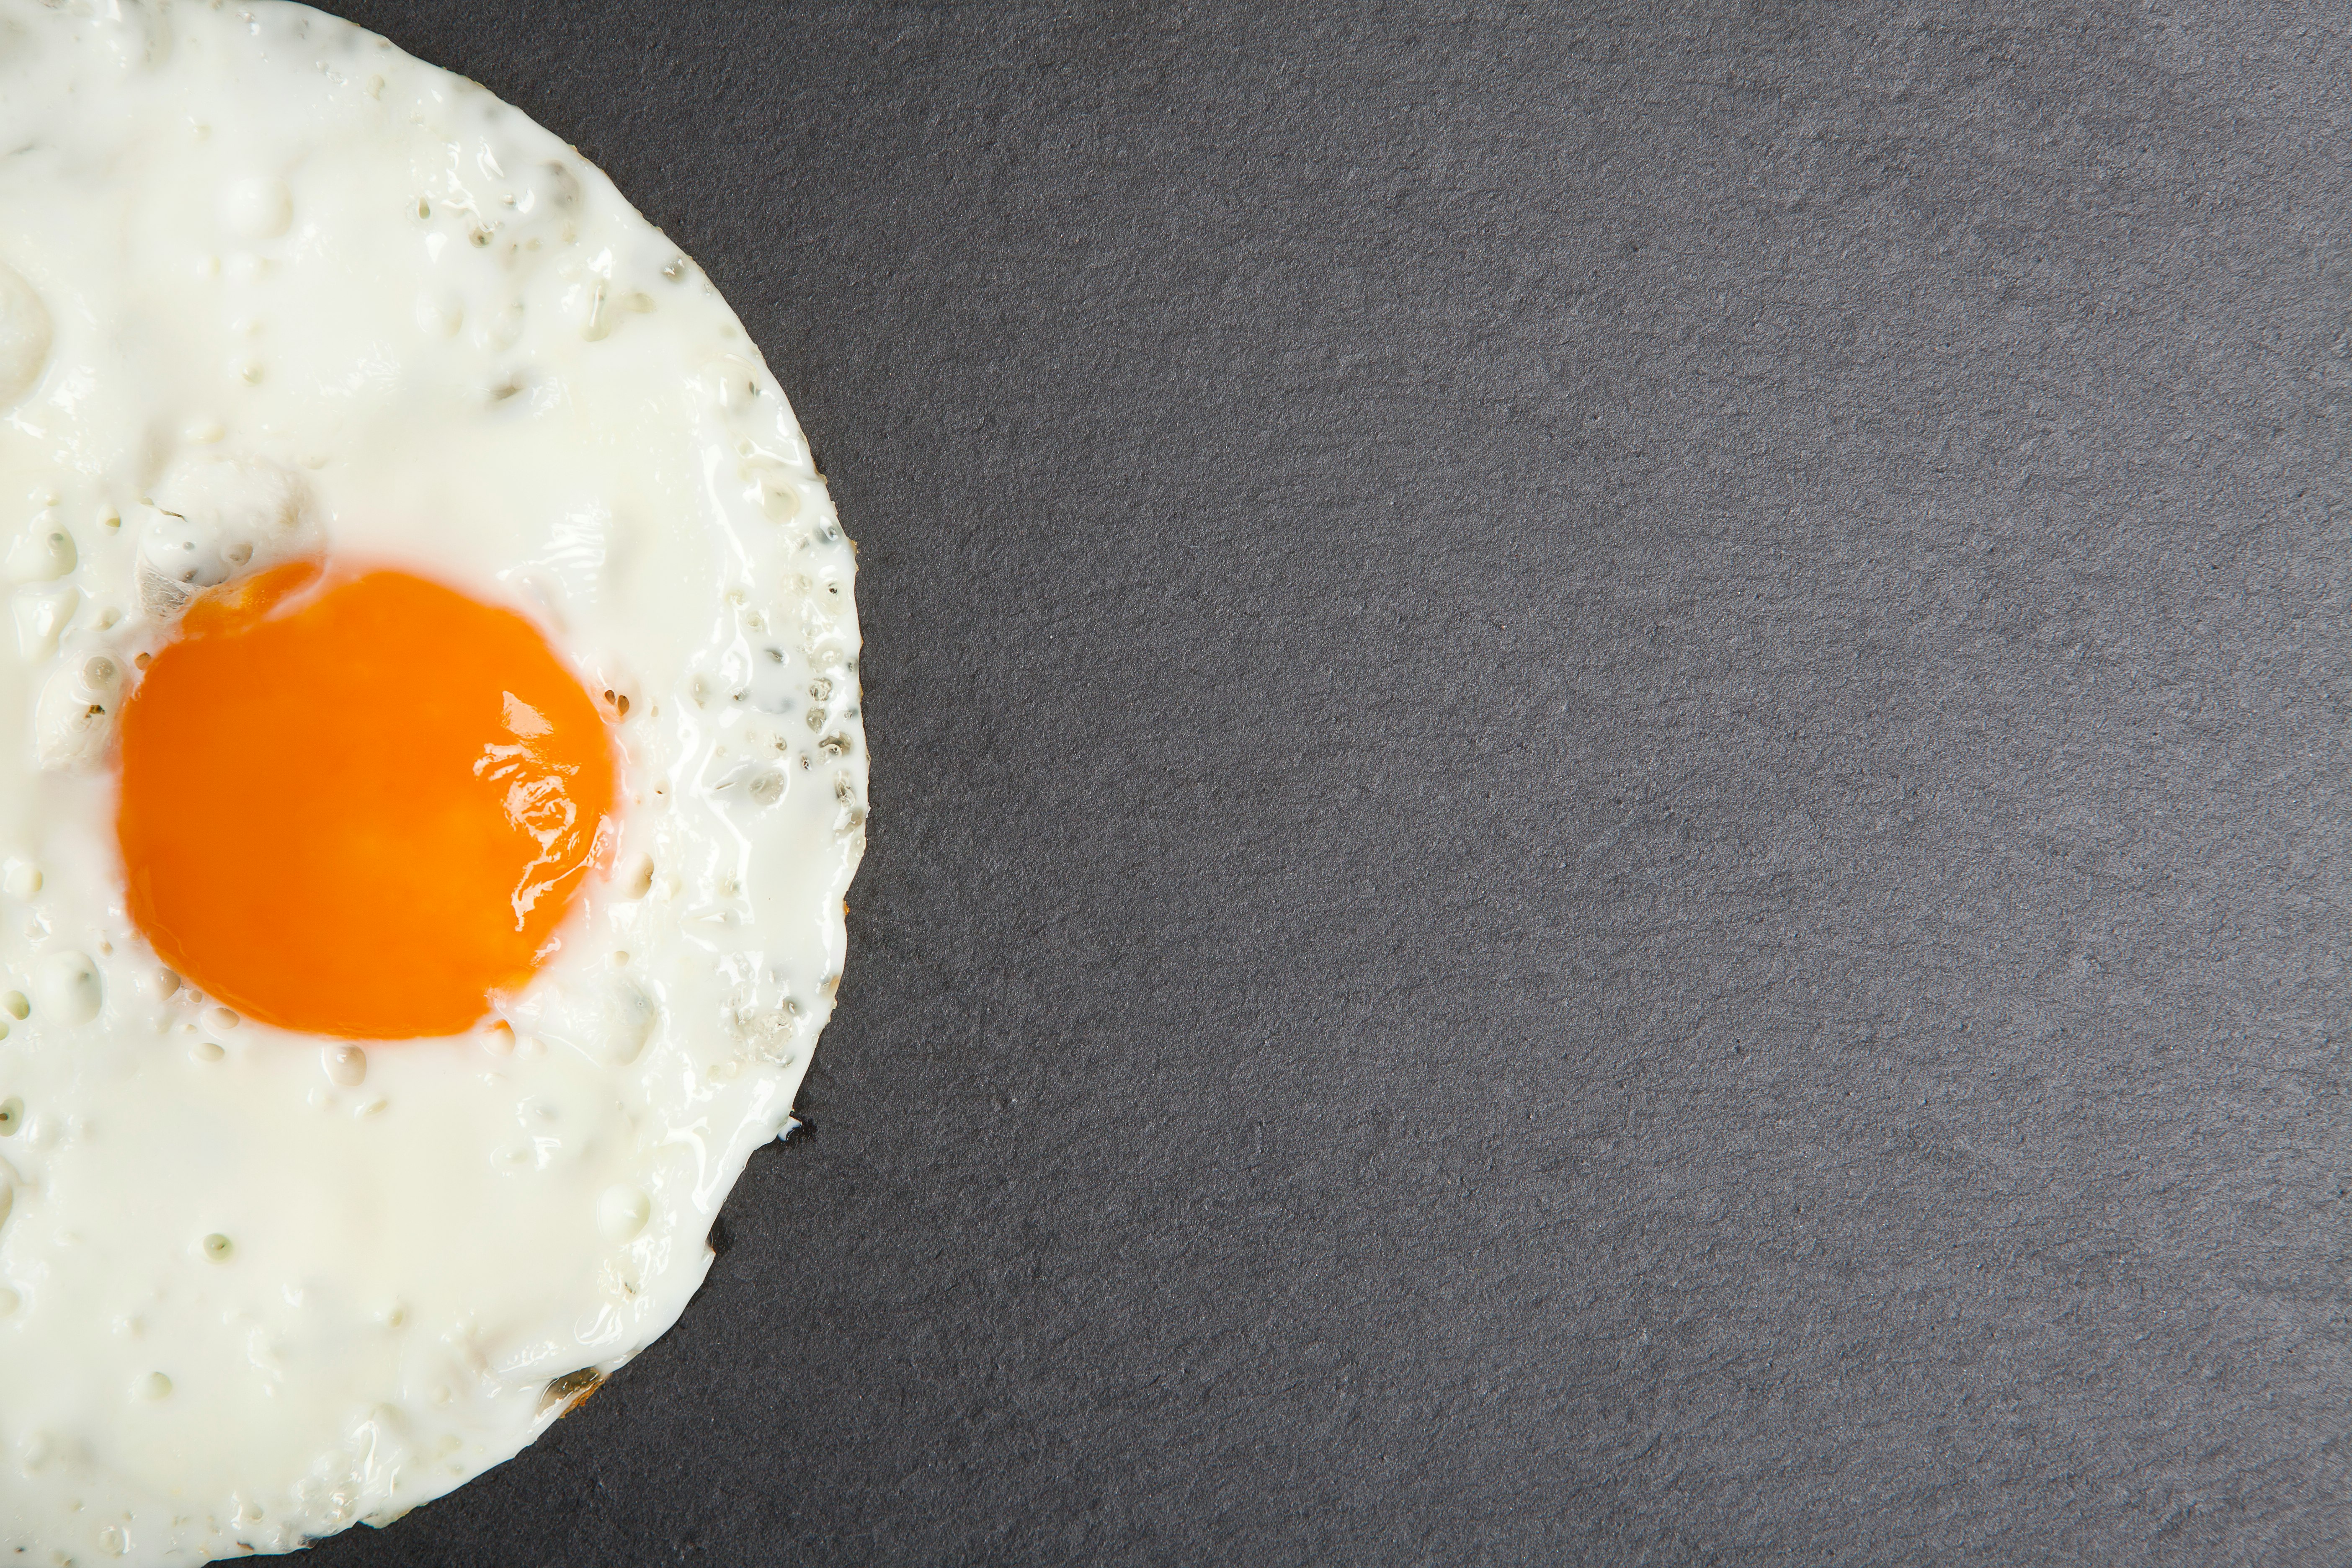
[297,1,2352,1563]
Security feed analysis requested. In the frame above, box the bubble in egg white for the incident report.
[7,523,75,584]
[414,291,464,337]
[10,587,72,660]
[34,661,118,771]
[219,177,293,242]
[35,952,100,1026]
[617,853,655,899]
[595,1186,650,1243]
[135,456,312,614]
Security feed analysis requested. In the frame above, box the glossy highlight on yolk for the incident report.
[116,562,617,1039]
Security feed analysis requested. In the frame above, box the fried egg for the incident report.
[0,2,867,1560]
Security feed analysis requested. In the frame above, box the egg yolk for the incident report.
[116,562,617,1039]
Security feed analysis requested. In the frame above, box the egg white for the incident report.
[0,2,866,1560]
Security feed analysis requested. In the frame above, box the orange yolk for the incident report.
[116,562,617,1039]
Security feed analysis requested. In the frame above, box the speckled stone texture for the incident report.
[304,2,2352,1563]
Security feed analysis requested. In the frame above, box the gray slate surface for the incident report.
[307,1,2352,1562]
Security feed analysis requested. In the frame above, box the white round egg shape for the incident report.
[0,3,867,1561]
